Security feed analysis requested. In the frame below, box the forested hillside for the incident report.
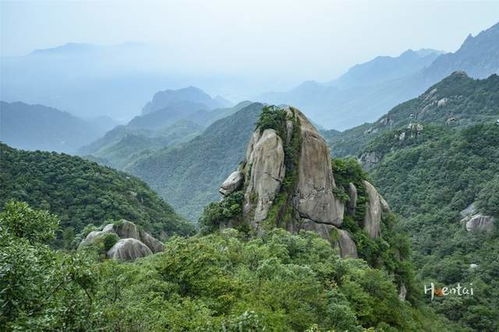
[366,119,498,331]
[129,102,264,220]
[326,72,499,157]
[0,143,194,246]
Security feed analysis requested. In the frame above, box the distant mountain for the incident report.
[127,102,264,221]
[423,22,499,81]
[261,22,499,130]
[0,101,108,153]
[80,100,252,169]
[142,86,230,114]
[325,72,499,158]
[0,43,233,120]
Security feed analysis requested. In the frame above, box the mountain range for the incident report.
[260,22,499,130]
[0,101,116,153]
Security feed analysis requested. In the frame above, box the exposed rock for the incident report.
[379,195,390,213]
[243,128,285,225]
[292,109,344,226]
[139,230,164,253]
[335,228,358,258]
[399,284,407,301]
[78,220,164,259]
[359,151,380,170]
[114,220,140,240]
[460,203,476,217]
[107,238,152,260]
[347,183,358,214]
[469,263,479,269]
[220,171,244,196]
[79,226,115,248]
[465,214,495,233]
[363,180,382,239]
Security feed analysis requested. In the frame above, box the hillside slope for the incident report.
[0,101,107,153]
[128,102,264,220]
[0,143,194,244]
[326,72,499,158]
[368,122,498,331]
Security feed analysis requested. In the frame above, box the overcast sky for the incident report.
[1,0,498,90]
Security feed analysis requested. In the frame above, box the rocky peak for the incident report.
[217,106,391,258]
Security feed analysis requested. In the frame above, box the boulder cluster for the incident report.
[219,106,391,258]
[460,203,495,233]
[79,220,164,260]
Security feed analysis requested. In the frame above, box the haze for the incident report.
[1,0,498,112]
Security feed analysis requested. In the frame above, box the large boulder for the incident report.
[113,220,141,240]
[107,238,152,260]
[335,228,358,258]
[292,109,344,226]
[363,180,382,239]
[220,171,244,196]
[139,230,165,253]
[465,214,495,233]
[79,226,115,248]
[78,220,164,259]
[243,128,285,225]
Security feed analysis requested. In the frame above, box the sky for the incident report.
[1,0,499,96]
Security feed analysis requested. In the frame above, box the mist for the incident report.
[1,0,499,120]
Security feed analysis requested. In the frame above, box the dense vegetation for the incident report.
[129,102,264,221]
[0,143,194,247]
[326,72,499,158]
[1,201,456,331]
[368,122,499,330]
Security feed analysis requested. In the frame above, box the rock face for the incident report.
[219,106,392,258]
[336,228,358,258]
[347,183,358,214]
[220,171,244,196]
[465,214,495,233]
[292,109,344,226]
[363,180,384,239]
[243,128,286,226]
[79,220,164,260]
[107,238,152,260]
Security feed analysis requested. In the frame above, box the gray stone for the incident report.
[363,180,382,239]
[220,171,244,196]
[139,230,164,253]
[347,183,358,214]
[465,214,495,233]
[243,129,285,226]
[336,228,358,258]
[292,108,344,226]
[359,151,380,169]
[460,203,476,217]
[107,238,152,260]
[399,284,407,301]
[114,220,140,240]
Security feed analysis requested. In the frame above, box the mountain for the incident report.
[423,22,499,81]
[0,142,194,246]
[365,121,498,331]
[326,72,499,158]
[141,86,230,115]
[128,102,264,220]
[260,49,442,130]
[0,101,110,153]
[80,101,252,169]
[261,22,499,130]
[319,70,499,330]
